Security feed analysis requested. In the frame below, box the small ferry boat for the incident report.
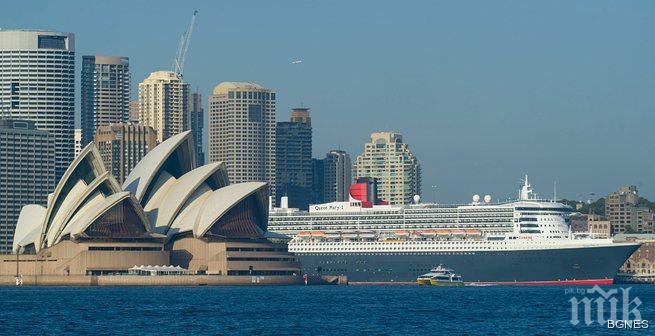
[416,268,442,285]
[417,265,464,286]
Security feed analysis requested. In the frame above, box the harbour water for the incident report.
[1,285,654,335]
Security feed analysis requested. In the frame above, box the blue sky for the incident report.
[2,0,654,203]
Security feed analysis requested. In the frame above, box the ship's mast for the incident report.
[519,175,533,200]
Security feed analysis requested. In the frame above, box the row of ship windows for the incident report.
[302,240,539,246]
[301,252,479,256]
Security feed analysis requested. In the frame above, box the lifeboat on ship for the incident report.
[435,229,451,236]
[309,231,326,237]
[420,229,437,236]
[450,229,466,236]
[465,229,482,236]
[358,231,377,239]
[394,230,410,236]
[342,231,359,239]
[325,232,341,238]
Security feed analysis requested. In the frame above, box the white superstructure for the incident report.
[270,176,571,242]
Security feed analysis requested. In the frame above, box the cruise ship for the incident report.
[268,177,640,284]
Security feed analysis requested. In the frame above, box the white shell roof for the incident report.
[66,192,149,238]
[194,182,267,238]
[45,172,122,247]
[167,185,213,241]
[13,204,47,253]
[150,162,227,235]
[57,191,108,244]
[123,131,193,203]
[38,143,107,250]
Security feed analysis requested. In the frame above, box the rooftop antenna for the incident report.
[172,10,198,78]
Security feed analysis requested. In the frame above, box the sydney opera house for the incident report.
[0,131,300,283]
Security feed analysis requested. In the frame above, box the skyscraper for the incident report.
[605,186,654,234]
[0,118,55,253]
[94,123,158,183]
[208,82,276,197]
[311,158,325,204]
[189,91,204,165]
[138,71,189,143]
[276,108,312,209]
[324,150,352,202]
[354,132,421,205]
[81,55,130,145]
[0,30,75,181]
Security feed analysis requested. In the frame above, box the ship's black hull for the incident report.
[295,244,640,283]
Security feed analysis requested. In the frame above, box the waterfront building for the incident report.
[0,30,75,181]
[74,128,82,157]
[569,214,588,234]
[189,91,204,165]
[276,108,312,209]
[138,71,190,143]
[1,131,299,279]
[354,132,421,205]
[208,82,276,198]
[617,234,655,279]
[0,118,55,254]
[93,123,158,183]
[588,215,612,239]
[81,55,130,145]
[606,186,654,234]
[570,214,611,239]
[323,150,352,202]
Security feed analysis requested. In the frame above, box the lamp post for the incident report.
[431,185,438,203]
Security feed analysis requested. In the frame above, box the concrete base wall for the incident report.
[168,238,300,275]
[1,274,302,286]
[0,241,169,276]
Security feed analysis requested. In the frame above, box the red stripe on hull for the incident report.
[470,279,614,285]
[350,282,416,285]
[349,279,614,286]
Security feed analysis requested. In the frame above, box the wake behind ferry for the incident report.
[268,176,640,284]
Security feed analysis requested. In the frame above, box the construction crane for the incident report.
[172,10,198,78]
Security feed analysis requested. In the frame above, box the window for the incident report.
[38,35,66,49]
[248,104,262,122]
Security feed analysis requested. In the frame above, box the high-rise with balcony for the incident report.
[354,132,421,205]
[0,30,75,181]
[81,55,130,145]
[138,71,189,143]
[0,118,55,253]
[208,82,276,197]
[276,107,312,209]
[189,91,204,165]
[606,185,654,234]
[94,123,158,183]
[323,150,352,203]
